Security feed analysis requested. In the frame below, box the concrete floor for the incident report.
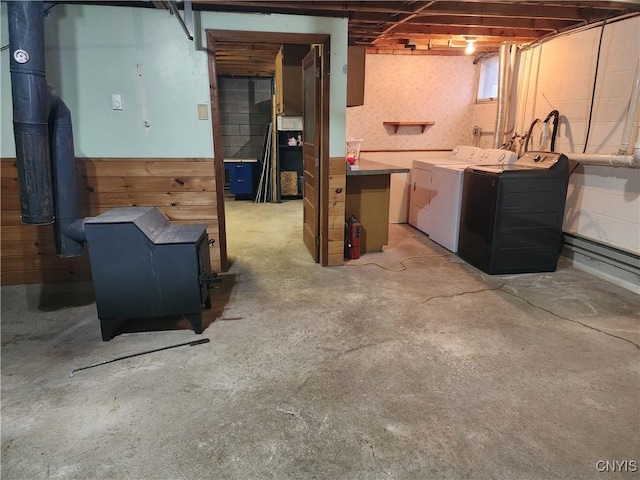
[1,198,639,479]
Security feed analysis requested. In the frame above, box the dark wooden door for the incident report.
[302,46,321,262]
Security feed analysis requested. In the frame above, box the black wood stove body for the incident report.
[85,207,215,341]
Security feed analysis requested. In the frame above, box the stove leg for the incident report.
[100,319,115,341]
[186,314,203,334]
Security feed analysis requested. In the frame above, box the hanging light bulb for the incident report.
[465,39,476,55]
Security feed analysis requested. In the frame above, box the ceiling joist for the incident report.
[188,1,640,75]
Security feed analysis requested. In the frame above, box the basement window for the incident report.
[477,56,499,101]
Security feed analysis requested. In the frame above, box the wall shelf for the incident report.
[383,121,435,133]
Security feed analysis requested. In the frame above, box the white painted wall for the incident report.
[1,4,213,158]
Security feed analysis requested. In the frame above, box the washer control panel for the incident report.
[478,149,518,164]
[517,151,563,168]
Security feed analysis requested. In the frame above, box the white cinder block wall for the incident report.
[476,16,640,257]
[520,16,640,256]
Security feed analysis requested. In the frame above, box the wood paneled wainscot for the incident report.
[325,156,347,266]
[1,158,220,286]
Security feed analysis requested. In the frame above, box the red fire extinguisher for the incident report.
[346,214,362,260]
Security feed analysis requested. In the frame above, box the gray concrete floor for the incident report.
[1,198,639,479]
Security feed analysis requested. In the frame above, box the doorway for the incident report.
[205,30,330,272]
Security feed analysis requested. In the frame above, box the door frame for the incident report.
[205,29,331,270]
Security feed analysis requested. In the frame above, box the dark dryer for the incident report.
[458,151,570,274]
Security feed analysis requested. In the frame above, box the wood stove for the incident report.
[84,207,216,341]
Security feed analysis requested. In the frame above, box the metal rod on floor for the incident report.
[69,338,210,378]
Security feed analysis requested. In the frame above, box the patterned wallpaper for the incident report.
[346,54,477,151]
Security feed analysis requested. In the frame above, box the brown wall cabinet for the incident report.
[275,44,311,116]
[347,46,366,107]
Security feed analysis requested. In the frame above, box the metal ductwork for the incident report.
[8,0,85,257]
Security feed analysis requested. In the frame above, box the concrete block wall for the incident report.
[219,77,273,159]
[524,17,639,256]
[473,16,639,256]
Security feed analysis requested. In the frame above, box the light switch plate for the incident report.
[112,94,123,110]
[197,104,209,120]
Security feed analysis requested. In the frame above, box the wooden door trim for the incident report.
[319,38,331,266]
[205,31,228,272]
[205,29,331,270]
[209,30,328,45]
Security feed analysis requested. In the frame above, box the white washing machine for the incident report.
[409,148,517,252]
[408,146,481,239]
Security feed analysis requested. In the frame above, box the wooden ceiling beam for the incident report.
[195,1,640,59]
[385,24,547,39]
[195,1,639,20]
[373,33,538,44]
[348,8,597,25]
[194,1,420,15]
[375,1,439,39]
[365,47,476,56]
[412,2,629,21]
[405,15,574,31]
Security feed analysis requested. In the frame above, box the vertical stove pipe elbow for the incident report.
[49,89,85,256]
[8,0,54,225]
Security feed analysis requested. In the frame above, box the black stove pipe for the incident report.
[49,87,87,255]
[8,0,53,225]
[8,0,85,257]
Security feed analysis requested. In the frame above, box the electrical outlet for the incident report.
[197,104,209,120]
